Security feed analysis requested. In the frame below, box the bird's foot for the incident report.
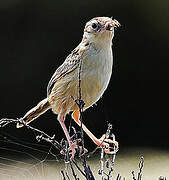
[98,134,119,154]
[60,138,88,161]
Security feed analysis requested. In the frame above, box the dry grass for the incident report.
[0,147,168,180]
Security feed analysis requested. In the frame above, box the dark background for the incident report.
[0,0,169,152]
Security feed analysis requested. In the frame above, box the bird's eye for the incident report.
[91,23,97,29]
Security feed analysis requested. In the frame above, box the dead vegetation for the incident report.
[0,59,167,180]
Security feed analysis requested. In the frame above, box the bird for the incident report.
[16,17,120,159]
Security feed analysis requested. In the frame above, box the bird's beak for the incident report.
[105,19,120,31]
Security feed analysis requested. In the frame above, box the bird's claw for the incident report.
[60,138,88,161]
[98,134,119,154]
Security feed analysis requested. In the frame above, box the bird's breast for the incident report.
[80,47,113,109]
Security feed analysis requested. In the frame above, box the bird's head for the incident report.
[83,17,120,46]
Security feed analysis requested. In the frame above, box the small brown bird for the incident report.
[17,17,120,158]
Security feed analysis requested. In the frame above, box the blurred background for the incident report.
[0,0,169,154]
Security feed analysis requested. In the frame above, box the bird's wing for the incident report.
[47,43,87,96]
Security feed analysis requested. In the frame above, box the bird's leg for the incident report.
[72,110,118,154]
[58,114,77,160]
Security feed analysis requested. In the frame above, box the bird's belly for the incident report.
[80,53,113,109]
[81,68,112,110]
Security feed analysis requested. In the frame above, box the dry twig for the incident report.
[131,157,144,180]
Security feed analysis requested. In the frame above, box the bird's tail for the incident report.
[16,98,51,128]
